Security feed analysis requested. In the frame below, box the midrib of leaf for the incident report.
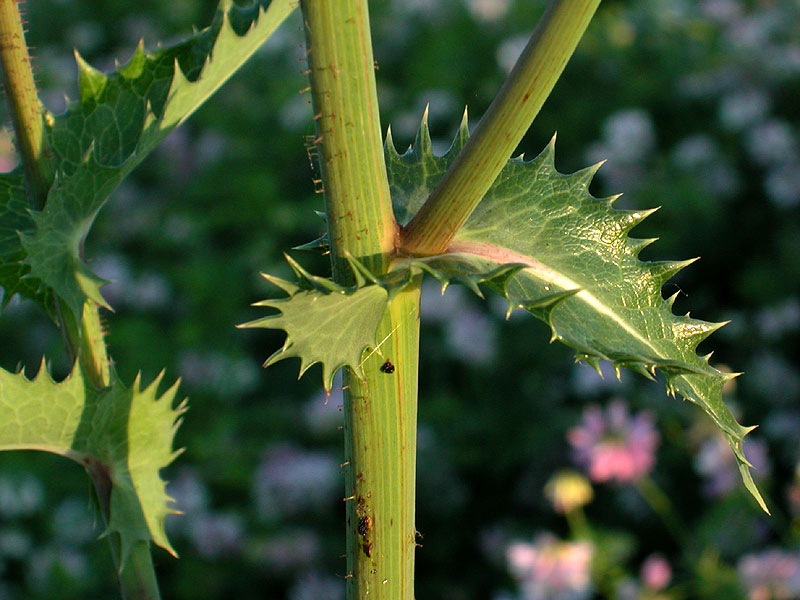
[446,237,749,441]
[448,238,669,355]
[388,116,767,513]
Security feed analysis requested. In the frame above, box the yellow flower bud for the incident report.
[544,470,594,514]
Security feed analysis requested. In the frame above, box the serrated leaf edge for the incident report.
[386,111,768,512]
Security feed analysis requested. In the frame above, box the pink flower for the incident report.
[567,399,659,483]
[507,533,594,600]
[641,553,672,591]
[739,549,800,600]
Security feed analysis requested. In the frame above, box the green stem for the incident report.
[115,545,162,600]
[301,0,397,278]
[0,0,54,208]
[87,447,161,600]
[565,506,591,540]
[79,300,111,388]
[80,299,161,599]
[400,0,601,255]
[301,1,419,597]
[343,285,420,598]
[64,311,163,600]
[635,476,687,545]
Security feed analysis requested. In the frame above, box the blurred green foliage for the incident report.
[1,0,798,599]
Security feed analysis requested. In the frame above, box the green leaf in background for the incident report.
[388,112,767,513]
[0,0,296,319]
[0,362,186,565]
[240,255,390,392]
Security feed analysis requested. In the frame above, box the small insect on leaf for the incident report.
[380,360,395,374]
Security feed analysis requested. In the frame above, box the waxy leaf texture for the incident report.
[0,0,295,318]
[387,112,766,512]
[242,110,765,511]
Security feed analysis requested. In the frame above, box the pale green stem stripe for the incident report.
[400,0,601,255]
[0,0,54,208]
[301,0,397,278]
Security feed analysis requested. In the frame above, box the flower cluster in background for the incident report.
[507,534,594,600]
[568,400,660,484]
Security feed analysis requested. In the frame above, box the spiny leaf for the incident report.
[0,172,52,311]
[0,0,296,318]
[239,255,390,392]
[387,112,767,512]
[0,362,186,564]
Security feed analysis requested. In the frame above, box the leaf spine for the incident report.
[570,161,603,188]
[384,126,400,159]
[448,106,470,155]
[414,105,432,158]
[629,237,659,256]
[648,257,700,285]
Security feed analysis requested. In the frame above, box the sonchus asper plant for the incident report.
[0,0,766,599]
[1,1,294,598]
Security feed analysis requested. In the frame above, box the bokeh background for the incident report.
[1,0,799,598]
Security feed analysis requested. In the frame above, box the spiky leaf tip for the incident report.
[239,255,390,392]
[387,111,767,512]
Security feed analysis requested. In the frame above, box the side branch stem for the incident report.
[0,0,53,208]
[400,0,601,255]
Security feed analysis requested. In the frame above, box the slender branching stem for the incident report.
[301,1,420,598]
[0,2,160,597]
[400,0,601,255]
[0,0,53,208]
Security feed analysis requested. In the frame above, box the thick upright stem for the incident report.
[0,0,53,208]
[301,0,396,279]
[343,285,420,598]
[401,0,601,255]
[301,1,419,598]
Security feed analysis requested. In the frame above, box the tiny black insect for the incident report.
[380,360,395,374]
[357,515,372,537]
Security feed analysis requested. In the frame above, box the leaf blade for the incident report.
[2,0,296,318]
[240,258,390,391]
[388,117,767,512]
[0,363,187,561]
